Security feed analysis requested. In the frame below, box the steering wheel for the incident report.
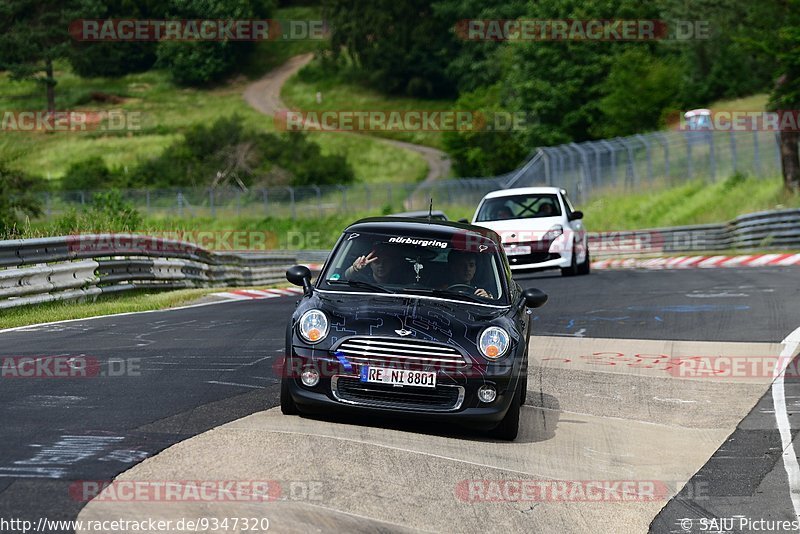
[446,284,475,293]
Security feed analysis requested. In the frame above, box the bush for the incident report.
[54,190,142,234]
[60,157,119,191]
[126,116,355,188]
[0,166,43,237]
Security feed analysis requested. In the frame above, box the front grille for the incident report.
[334,337,467,369]
[508,252,561,265]
[332,376,464,411]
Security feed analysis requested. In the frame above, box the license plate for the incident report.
[360,366,436,388]
[504,245,531,256]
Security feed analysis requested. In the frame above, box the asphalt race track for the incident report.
[1,267,799,533]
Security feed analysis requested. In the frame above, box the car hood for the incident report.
[295,291,517,352]
[472,217,563,243]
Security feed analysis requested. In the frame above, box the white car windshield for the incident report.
[476,193,562,222]
[319,231,508,304]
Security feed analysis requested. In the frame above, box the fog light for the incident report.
[478,385,497,403]
[301,367,320,387]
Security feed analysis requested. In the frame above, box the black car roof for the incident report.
[344,217,502,244]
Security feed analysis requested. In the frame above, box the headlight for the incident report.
[478,327,510,360]
[298,309,329,344]
[542,225,563,242]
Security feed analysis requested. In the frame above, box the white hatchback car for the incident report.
[471,187,590,276]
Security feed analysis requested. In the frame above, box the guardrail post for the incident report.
[588,142,602,187]
[774,132,782,172]
[597,141,614,185]
[45,192,51,218]
[708,132,716,181]
[80,191,85,206]
[686,136,693,180]
[177,190,184,218]
[655,133,670,180]
[541,149,552,185]
[262,188,268,213]
[620,137,637,189]
[636,134,653,183]
[314,186,322,217]
[339,185,347,212]
[753,130,761,176]
[729,131,738,174]
[287,187,296,220]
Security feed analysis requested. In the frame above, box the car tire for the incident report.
[577,248,591,275]
[561,249,578,277]
[280,358,299,416]
[489,382,521,441]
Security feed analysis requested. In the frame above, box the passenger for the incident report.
[493,206,513,220]
[445,250,493,299]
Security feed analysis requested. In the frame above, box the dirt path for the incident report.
[243,53,452,186]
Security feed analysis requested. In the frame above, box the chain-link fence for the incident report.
[40,129,784,220]
[38,178,508,220]
[505,129,784,203]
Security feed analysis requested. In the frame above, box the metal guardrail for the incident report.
[590,208,800,257]
[0,234,303,310]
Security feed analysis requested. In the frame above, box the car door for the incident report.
[559,190,587,258]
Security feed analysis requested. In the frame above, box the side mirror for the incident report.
[569,210,584,221]
[458,218,469,223]
[522,288,548,309]
[286,265,312,296]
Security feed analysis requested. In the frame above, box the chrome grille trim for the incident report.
[334,336,467,368]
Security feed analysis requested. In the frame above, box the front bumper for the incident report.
[505,237,572,271]
[284,348,521,430]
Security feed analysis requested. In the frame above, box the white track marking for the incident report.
[772,326,800,522]
[0,299,239,335]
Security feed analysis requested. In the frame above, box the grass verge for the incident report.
[0,5,426,185]
[281,62,454,150]
[582,174,800,230]
[0,288,226,329]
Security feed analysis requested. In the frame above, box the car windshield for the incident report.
[319,231,509,305]
[475,193,562,222]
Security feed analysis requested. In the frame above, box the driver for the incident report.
[345,244,406,284]
[444,250,493,299]
[537,203,555,216]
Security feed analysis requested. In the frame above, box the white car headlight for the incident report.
[542,225,563,242]
[298,309,329,344]
[478,327,510,360]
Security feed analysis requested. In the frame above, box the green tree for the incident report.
[156,0,275,86]
[593,48,683,137]
[0,0,97,113]
[323,0,458,97]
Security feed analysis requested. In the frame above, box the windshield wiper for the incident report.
[402,287,485,303]
[327,279,395,293]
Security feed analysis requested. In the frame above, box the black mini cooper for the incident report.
[281,217,547,440]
